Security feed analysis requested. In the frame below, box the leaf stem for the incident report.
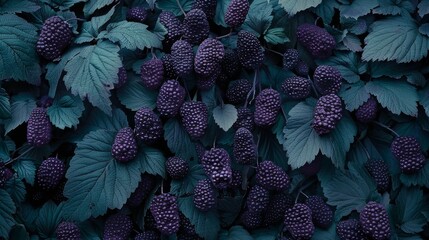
[244,69,258,107]
[359,141,371,160]
[176,0,186,16]
[372,121,399,137]
[263,47,283,57]
[5,146,34,167]
[216,29,233,39]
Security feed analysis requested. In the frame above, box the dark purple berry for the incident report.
[241,210,262,230]
[246,185,269,213]
[183,9,209,45]
[297,24,336,59]
[135,231,160,240]
[103,213,133,240]
[193,179,216,211]
[226,79,252,104]
[283,49,299,70]
[161,54,177,80]
[359,202,391,240]
[281,76,311,100]
[256,160,290,191]
[194,38,224,77]
[355,96,379,123]
[0,165,13,188]
[156,80,186,118]
[233,127,257,165]
[391,136,426,174]
[56,221,81,240]
[116,67,127,88]
[365,159,390,192]
[150,193,180,235]
[171,40,194,77]
[312,94,343,135]
[166,157,189,180]
[27,107,52,147]
[313,65,342,95]
[237,31,264,69]
[263,194,294,225]
[254,89,281,127]
[127,7,147,23]
[111,127,138,163]
[134,108,163,144]
[36,157,65,191]
[299,154,322,177]
[283,203,315,239]
[221,49,241,79]
[228,169,242,189]
[225,0,250,28]
[201,148,233,189]
[305,195,333,228]
[159,11,183,49]
[336,219,367,240]
[233,107,254,131]
[192,0,217,19]
[295,60,309,77]
[36,16,73,60]
[180,101,209,139]
[128,174,155,207]
[141,59,164,90]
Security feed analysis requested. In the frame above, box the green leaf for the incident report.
[35,201,64,238]
[0,88,11,119]
[156,0,193,16]
[338,0,378,19]
[137,146,166,178]
[12,159,36,185]
[264,27,289,45]
[0,14,41,84]
[41,0,87,11]
[214,0,229,27]
[75,5,116,44]
[0,189,16,238]
[101,21,161,50]
[339,81,370,111]
[47,95,84,129]
[419,85,429,117]
[178,196,220,240]
[343,33,363,52]
[316,51,367,84]
[63,41,122,115]
[63,130,143,221]
[259,129,288,170]
[3,92,36,134]
[362,14,429,63]
[170,164,206,196]
[419,23,429,37]
[418,0,429,17]
[219,226,253,240]
[242,0,273,37]
[213,104,238,132]
[218,196,245,228]
[116,73,157,111]
[313,0,338,23]
[83,0,115,17]
[279,0,322,15]
[400,162,429,188]
[5,177,26,204]
[0,0,40,13]
[373,0,404,15]
[164,119,197,161]
[366,79,418,116]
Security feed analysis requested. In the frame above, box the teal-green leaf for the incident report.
[419,23,429,37]
[156,0,193,16]
[313,0,338,23]
[259,129,289,170]
[164,119,197,161]
[101,21,162,50]
[5,177,26,204]
[264,27,289,45]
[279,0,322,15]
[219,226,253,240]
[218,196,244,227]
[3,92,36,134]
[75,5,116,44]
[0,189,16,238]
[35,201,64,238]
[63,41,121,115]
[0,0,40,13]
[242,0,273,37]
[137,146,166,178]
[47,95,84,129]
[418,0,429,17]
[214,0,229,27]
[12,159,36,185]
[362,14,429,63]
[419,85,429,117]
[117,73,157,111]
[213,104,238,132]
[0,88,11,119]
[63,130,142,221]
[373,0,403,15]
[339,81,370,111]
[0,14,41,84]
[316,51,367,84]
[170,164,206,196]
[365,79,418,116]
[337,0,378,19]
[83,0,115,17]
[8,224,29,240]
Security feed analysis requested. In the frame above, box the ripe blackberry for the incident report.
[194,38,224,77]
[365,159,390,192]
[226,79,252,104]
[126,7,147,23]
[228,169,242,189]
[0,165,13,188]
[183,9,209,45]
[56,221,80,240]
[116,67,127,88]
[233,127,257,165]
[237,31,264,69]
[283,49,299,70]
[359,202,391,240]
[336,219,367,240]
[233,107,254,131]
[391,136,426,174]
[156,80,186,118]
[305,195,333,228]
[246,185,269,213]
[312,94,343,135]
[36,157,65,191]
[196,70,218,90]
[166,157,189,179]
[180,101,209,139]
[150,193,180,235]
[27,107,52,147]
[127,174,155,207]
[241,210,262,230]
[355,96,379,123]
[159,11,183,49]
[201,148,233,189]
[192,0,217,19]
[171,40,194,77]
[283,203,315,239]
[103,213,133,240]
[263,194,294,225]
[313,65,342,95]
[36,16,72,60]
[134,108,163,144]
[221,49,241,79]
[135,231,160,240]
[254,89,281,127]
[193,179,216,211]
[256,160,290,191]
[141,59,164,90]
[281,76,311,100]
[295,60,309,77]
[162,54,178,79]
[111,127,138,163]
[225,0,250,28]
[297,24,336,59]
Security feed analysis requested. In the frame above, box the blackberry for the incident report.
[36,157,65,191]
[221,49,241,79]
[116,67,127,88]
[126,7,147,23]
[312,94,343,135]
[56,221,80,240]
[336,219,367,240]
[226,79,252,104]
[156,80,186,118]
[225,0,250,28]
[196,70,218,90]
[359,202,391,240]
[281,76,311,100]
[183,9,209,45]
[36,16,73,60]
[128,174,155,207]
[0,165,13,188]
[201,148,233,189]
[228,169,242,189]
[159,11,183,49]
[194,38,224,77]
[305,195,333,228]
[141,59,164,90]
[297,24,336,59]
[111,127,138,163]
[27,107,52,147]
[180,101,209,139]
[103,213,133,240]
[254,89,281,127]
[283,203,315,239]
[313,65,342,95]
[134,108,163,144]
[192,0,217,19]
[365,159,390,192]
[256,160,290,191]
[233,107,254,131]
[233,127,257,165]
[135,231,160,240]
[241,210,262,229]
[355,96,379,123]
[246,185,270,213]
[150,193,180,235]
[237,31,264,69]
[166,157,189,179]
[263,194,294,225]
[162,54,178,79]
[193,179,216,211]
[171,40,194,77]
[283,49,299,70]
[295,60,309,77]
[391,136,426,174]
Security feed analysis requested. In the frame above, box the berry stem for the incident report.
[176,0,187,16]
[65,17,86,22]
[359,141,371,160]
[216,29,233,39]
[372,121,400,137]
[4,146,34,167]
[263,47,283,57]
[160,180,164,194]
[244,70,258,107]
[300,191,309,198]
[241,166,250,190]
[307,76,320,98]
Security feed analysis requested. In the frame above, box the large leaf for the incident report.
[170,164,206,196]
[116,73,158,111]
[242,0,273,37]
[279,0,322,15]
[337,0,378,19]
[164,119,197,161]
[0,88,10,119]
[339,81,370,111]
[35,201,64,238]
[83,0,114,16]
[47,95,84,129]
[63,41,121,115]
[5,177,26,205]
[0,189,16,238]
[213,104,238,132]
[3,92,36,134]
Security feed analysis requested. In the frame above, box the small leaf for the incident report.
[219,226,253,240]
[339,81,370,111]
[0,0,40,13]
[418,0,429,17]
[213,104,238,132]
[0,189,16,238]
[264,27,289,45]
[170,164,206,196]
[83,0,114,17]
[3,92,37,134]
[313,0,338,23]
[218,196,245,227]
[35,201,64,238]
[337,0,378,19]
[164,119,197,161]
[242,0,273,37]
[47,95,84,129]
[0,88,11,119]
[116,73,157,111]
[342,33,363,52]
[12,159,36,185]
[419,23,429,37]
[5,178,26,205]
[279,0,322,15]
[214,0,229,27]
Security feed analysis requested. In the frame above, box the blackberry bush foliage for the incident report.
[0,1,428,239]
